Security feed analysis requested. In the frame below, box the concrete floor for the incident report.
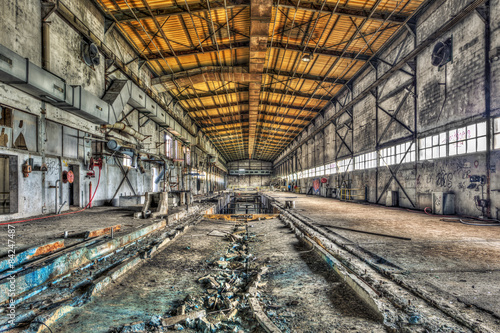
[52,218,385,333]
[0,205,191,257]
[268,192,500,320]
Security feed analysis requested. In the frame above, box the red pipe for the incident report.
[89,181,92,208]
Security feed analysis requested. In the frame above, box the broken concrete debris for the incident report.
[109,223,282,333]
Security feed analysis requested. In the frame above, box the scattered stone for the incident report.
[173,323,184,330]
[120,321,145,332]
[148,315,162,327]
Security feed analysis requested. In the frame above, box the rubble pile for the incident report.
[110,223,275,333]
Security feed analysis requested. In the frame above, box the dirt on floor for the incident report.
[0,205,190,257]
[268,192,500,322]
[52,217,385,333]
[248,218,385,333]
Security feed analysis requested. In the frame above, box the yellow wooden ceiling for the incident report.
[96,0,425,161]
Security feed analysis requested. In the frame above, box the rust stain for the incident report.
[204,214,279,222]
[87,225,122,238]
[34,240,65,256]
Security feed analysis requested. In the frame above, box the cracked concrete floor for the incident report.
[268,192,500,322]
[51,217,384,332]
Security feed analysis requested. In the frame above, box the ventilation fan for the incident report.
[82,42,100,67]
[431,38,452,67]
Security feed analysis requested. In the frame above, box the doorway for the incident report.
[0,156,9,214]
[68,165,80,207]
[0,155,17,214]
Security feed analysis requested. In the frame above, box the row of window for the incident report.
[282,119,499,180]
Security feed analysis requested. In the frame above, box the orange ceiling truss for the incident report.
[96,0,426,162]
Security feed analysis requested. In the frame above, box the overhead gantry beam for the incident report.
[112,0,408,24]
[175,87,332,101]
[145,41,371,62]
[208,130,297,140]
[202,121,304,132]
[186,101,321,113]
[152,66,260,91]
[193,111,314,124]
[205,125,301,135]
[152,66,347,92]
[216,136,293,144]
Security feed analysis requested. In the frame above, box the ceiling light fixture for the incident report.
[302,54,312,62]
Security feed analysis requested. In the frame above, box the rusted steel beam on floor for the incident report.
[65,225,122,239]
[316,224,411,240]
[0,240,65,274]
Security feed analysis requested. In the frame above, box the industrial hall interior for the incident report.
[1,0,500,332]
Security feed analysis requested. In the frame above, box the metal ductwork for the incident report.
[102,79,170,128]
[0,43,110,124]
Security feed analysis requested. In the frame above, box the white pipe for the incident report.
[105,122,147,141]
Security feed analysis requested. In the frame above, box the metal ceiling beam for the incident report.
[152,66,347,91]
[152,66,260,91]
[112,1,249,22]
[194,111,313,124]
[144,41,370,61]
[110,0,408,24]
[216,136,292,144]
[202,120,304,132]
[279,0,409,23]
[220,140,286,148]
[185,101,321,113]
[176,87,332,101]
[266,69,347,85]
[205,125,300,135]
[270,42,371,61]
[273,0,488,167]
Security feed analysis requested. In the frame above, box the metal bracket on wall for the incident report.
[113,156,137,196]
[41,1,57,22]
[376,144,415,207]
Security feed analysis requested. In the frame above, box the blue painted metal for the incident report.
[0,240,65,274]
[0,221,166,304]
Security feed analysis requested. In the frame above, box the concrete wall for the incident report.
[0,0,226,220]
[274,0,500,217]
[227,160,272,187]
